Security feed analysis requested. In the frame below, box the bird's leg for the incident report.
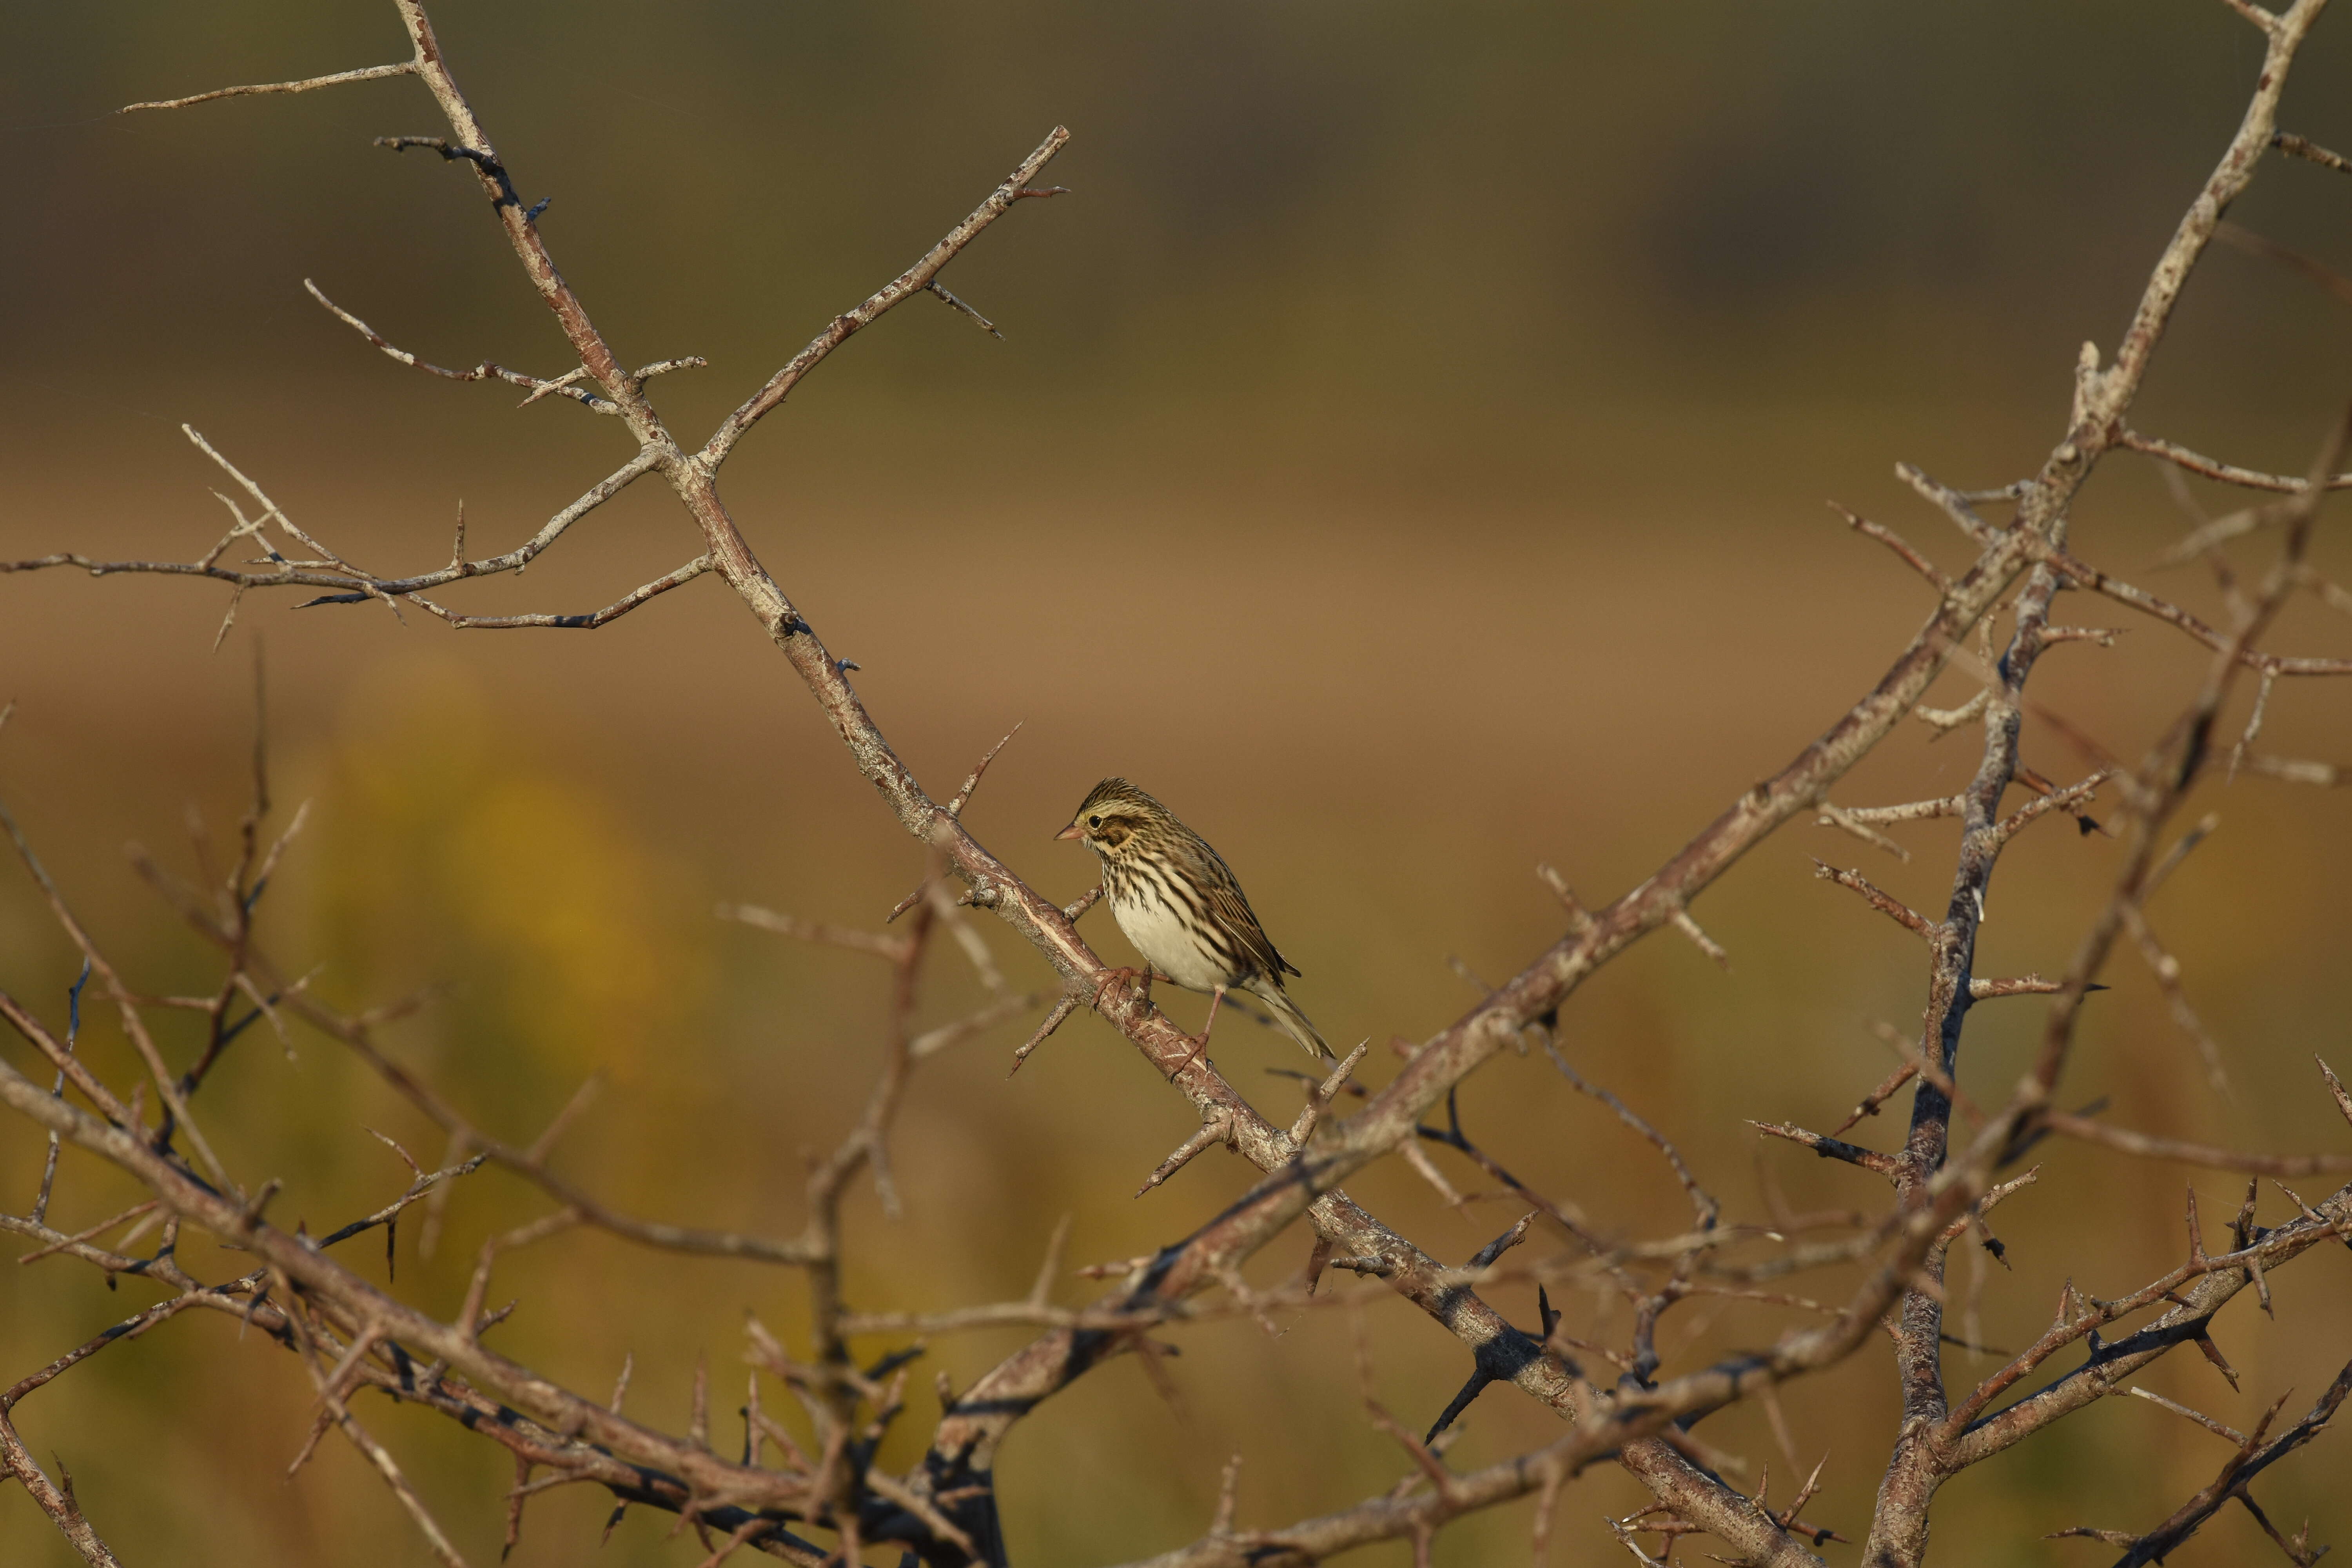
[1173,985,1227,1072]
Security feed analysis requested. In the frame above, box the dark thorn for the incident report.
[2195,1331,2241,1392]
[1425,1367,1495,1444]
[866,1345,926,1381]
[1305,1235,1335,1296]
[67,960,91,1040]
[2176,713,2215,793]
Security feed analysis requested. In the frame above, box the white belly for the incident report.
[1111,889,1228,991]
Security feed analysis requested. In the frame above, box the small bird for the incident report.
[1056,778,1331,1060]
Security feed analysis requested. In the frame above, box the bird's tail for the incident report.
[1243,976,1332,1062]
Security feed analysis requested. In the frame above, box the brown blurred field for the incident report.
[4,4,2352,1564]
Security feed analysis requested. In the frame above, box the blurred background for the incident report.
[4,2,2352,1563]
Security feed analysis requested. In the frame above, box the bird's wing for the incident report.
[1183,835,1294,980]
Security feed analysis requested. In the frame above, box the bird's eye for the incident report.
[1087,815,1102,828]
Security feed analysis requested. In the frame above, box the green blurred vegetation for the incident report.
[4,2,2352,1565]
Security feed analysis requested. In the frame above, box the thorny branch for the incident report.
[2051,1359,2352,1567]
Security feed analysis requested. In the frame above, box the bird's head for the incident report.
[1055,777,1167,858]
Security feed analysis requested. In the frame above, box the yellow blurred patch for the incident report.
[315,653,709,1087]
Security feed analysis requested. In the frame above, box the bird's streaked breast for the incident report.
[1106,855,1235,991]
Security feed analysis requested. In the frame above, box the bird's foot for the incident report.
[1092,965,1150,1012]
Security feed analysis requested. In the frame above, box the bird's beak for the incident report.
[1053,823,1085,842]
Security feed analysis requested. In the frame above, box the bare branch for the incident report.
[719,904,910,961]
[304,281,617,412]
[707,128,1072,460]
[4,446,664,609]
[1814,802,1911,862]
[0,1407,122,1566]
[2121,428,2352,499]
[2042,546,2352,678]
[1008,991,1081,1076]
[0,801,236,1195]
[1753,1121,1901,1179]
[1990,769,2114,846]
[946,723,1022,818]
[412,555,715,630]
[1915,690,1991,736]
[909,991,1038,1061]
[2244,753,2344,786]
[283,1298,470,1567]
[2087,1359,2352,1566]
[1539,1045,1719,1228]
[1534,863,1597,933]
[1895,463,1997,546]
[1137,1111,1235,1198]
[2127,1385,2246,1446]
[1831,502,1951,595]
[1813,861,1937,939]
[2275,131,2352,172]
[2122,905,2229,1091]
[926,280,1004,338]
[1838,796,1965,827]
[2036,1111,2352,1177]
[1286,1042,1369,1149]
[1966,975,2074,1001]
[121,60,419,115]
[1833,1056,1918,1137]
[1671,908,1730,967]
[1944,1180,2352,1468]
